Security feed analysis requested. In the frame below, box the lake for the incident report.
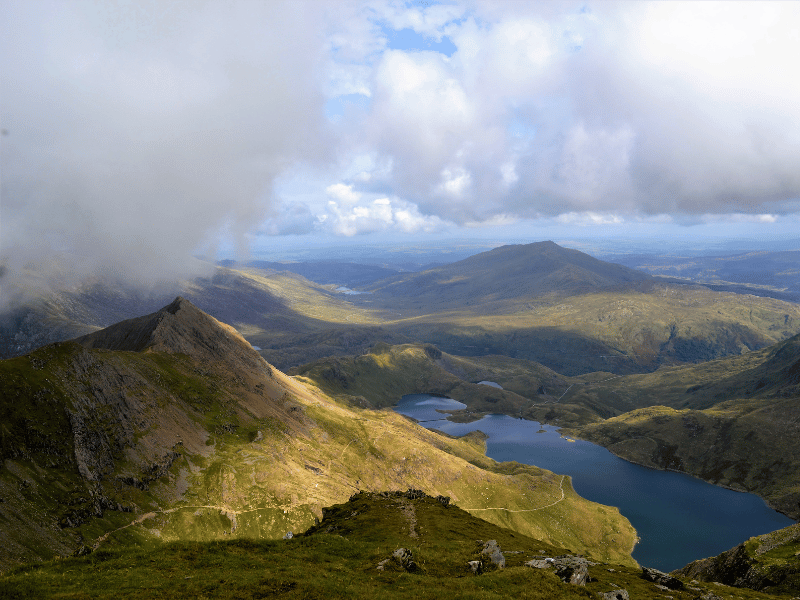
[394,394,795,572]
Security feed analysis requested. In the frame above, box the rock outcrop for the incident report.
[480,540,505,569]
[642,566,684,590]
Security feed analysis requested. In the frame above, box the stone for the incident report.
[283,531,293,539]
[525,559,553,569]
[642,566,684,590]
[554,556,589,586]
[600,590,629,600]
[467,560,483,574]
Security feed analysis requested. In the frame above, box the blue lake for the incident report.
[394,394,795,572]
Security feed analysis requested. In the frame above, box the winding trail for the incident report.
[460,475,566,513]
[92,504,292,550]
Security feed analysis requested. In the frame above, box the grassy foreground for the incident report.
[0,492,783,600]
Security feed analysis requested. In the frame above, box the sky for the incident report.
[2,0,800,300]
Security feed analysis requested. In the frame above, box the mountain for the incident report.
[0,266,403,370]
[246,260,402,287]
[291,342,569,413]
[609,249,800,301]
[0,298,636,570]
[368,240,653,306]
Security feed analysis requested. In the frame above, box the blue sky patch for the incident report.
[384,27,457,56]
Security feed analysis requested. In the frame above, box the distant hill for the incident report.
[6,243,800,377]
[368,241,653,306]
[246,260,401,287]
[0,298,635,570]
[608,249,800,303]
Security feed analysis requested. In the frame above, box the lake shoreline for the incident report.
[395,394,795,572]
[439,405,797,522]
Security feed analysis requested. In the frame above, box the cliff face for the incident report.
[674,523,800,595]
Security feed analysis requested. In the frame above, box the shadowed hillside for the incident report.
[674,522,800,596]
[532,333,800,518]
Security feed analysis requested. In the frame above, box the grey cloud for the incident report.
[0,0,330,307]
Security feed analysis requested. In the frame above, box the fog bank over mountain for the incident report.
[3,1,800,307]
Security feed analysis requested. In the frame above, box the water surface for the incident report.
[395,394,795,572]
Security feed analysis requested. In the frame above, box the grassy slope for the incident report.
[381,285,800,375]
[0,492,781,600]
[0,311,637,571]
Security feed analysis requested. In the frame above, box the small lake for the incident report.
[394,394,795,572]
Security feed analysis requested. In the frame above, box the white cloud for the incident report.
[556,212,625,226]
[326,183,362,205]
[322,190,448,236]
[5,0,800,297]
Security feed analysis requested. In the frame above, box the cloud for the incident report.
[322,184,448,236]
[259,202,318,236]
[4,0,800,305]
[350,0,800,223]
[0,0,329,304]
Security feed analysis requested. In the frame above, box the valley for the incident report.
[2,240,800,597]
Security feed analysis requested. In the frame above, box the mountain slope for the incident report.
[0,298,636,570]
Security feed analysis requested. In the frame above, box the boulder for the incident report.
[554,556,589,586]
[467,560,483,574]
[392,547,418,572]
[525,555,589,586]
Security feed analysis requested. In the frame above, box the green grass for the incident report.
[0,492,784,600]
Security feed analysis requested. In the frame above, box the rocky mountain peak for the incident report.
[73,296,267,372]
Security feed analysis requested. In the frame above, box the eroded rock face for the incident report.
[673,543,753,586]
